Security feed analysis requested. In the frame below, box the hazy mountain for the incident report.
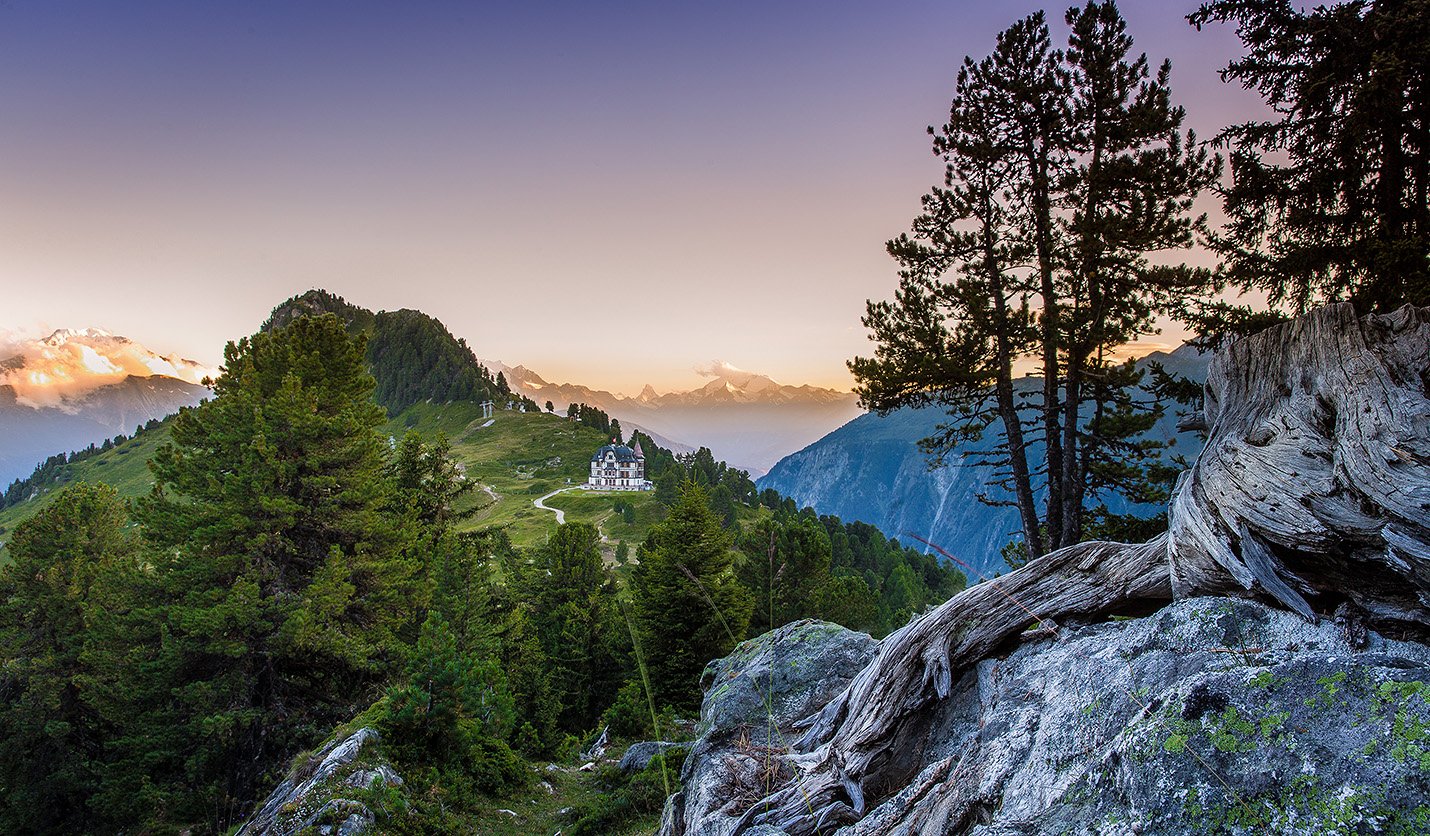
[757,347,1210,578]
[486,360,863,476]
[0,329,211,485]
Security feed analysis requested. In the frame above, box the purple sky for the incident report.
[0,0,1265,393]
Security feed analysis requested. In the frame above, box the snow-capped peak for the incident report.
[0,328,216,410]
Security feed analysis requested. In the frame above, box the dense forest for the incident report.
[0,311,962,833]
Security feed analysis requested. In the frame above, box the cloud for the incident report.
[0,328,218,411]
[693,359,748,378]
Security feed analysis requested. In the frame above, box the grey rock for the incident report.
[236,728,393,836]
[298,799,372,836]
[619,741,686,773]
[662,619,879,836]
[671,598,1430,835]
[581,724,610,761]
[343,764,402,790]
[698,619,879,745]
[849,597,1430,834]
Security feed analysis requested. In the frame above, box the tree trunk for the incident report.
[729,303,1430,836]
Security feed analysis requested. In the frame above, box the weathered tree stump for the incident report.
[729,304,1430,836]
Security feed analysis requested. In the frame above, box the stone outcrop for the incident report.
[663,304,1430,834]
[660,620,880,836]
[237,727,402,836]
[669,599,1430,834]
[621,741,688,774]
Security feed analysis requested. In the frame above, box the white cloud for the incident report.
[693,359,748,378]
[0,328,218,410]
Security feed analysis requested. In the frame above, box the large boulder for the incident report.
[673,597,1430,835]
[660,620,879,836]
[621,741,688,774]
[846,596,1430,834]
[713,303,1430,835]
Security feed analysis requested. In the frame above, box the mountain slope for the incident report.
[758,348,1209,578]
[0,336,210,486]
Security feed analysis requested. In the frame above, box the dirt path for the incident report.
[533,487,572,524]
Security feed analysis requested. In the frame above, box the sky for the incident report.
[0,0,1267,395]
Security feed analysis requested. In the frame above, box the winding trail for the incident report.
[533,487,573,524]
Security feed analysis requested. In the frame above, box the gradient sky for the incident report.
[1,0,1266,394]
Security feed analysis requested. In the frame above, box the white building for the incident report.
[585,439,652,491]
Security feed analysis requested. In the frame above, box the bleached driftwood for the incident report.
[732,304,1430,836]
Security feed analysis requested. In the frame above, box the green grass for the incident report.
[452,760,661,836]
[0,426,172,561]
[0,403,662,561]
[382,402,670,552]
[543,490,668,548]
[0,400,753,570]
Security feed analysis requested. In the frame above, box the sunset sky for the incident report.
[1,0,1265,394]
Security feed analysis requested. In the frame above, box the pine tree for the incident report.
[851,2,1216,559]
[119,314,417,830]
[1190,0,1430,312]
[382,612,514,763]
[525,523,627,733]
[737,514,833,635]
[0,483,138,832]
[501,605,560,754]
[630,482,753,710]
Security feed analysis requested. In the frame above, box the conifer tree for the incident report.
[630,482,752,709]
[851,2,1216,559]
[1191,0,1430,312]
[737,514,833,634]
[501,604,560,754]
[525,523,627,733]
[119,314,417,829]
[382,611,514,763]
[0,483,138,832]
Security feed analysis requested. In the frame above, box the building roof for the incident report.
[591,443,641,463]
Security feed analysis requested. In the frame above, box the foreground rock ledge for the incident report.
[662,304,1430,835]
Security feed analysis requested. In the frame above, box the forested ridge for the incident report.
[264,289,540,416]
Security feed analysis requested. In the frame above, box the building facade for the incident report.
[586,439,652,491]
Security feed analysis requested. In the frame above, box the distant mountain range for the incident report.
[757,347,1211,579]
[2,293,858,487]
[0,329,211,485]
[486,360,863,476]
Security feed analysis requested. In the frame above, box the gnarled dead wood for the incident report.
[732,304,1430,836]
